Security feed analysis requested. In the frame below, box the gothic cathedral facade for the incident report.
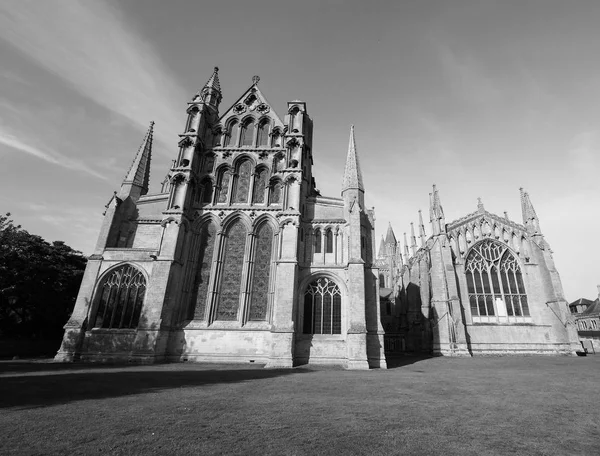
[55,69,579,368]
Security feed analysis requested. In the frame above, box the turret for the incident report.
[119,121,154,202]
[196,66,222,111]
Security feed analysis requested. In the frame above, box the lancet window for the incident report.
[215,221,247,320]
[314,228,322,254]
[303,277,342,334]
[188,222,217,320]
[257,119,270,147]
[216,168,231,204]
[232,159,252,203]
[200,177,213,205]
[224,120,238,147]
[269,180,282,205]
[325,229,334,254]
[93,265,146,329]
[465,240,529,319]
[252,168,268,204]
[248,223,273,321]
[240,119,255,146]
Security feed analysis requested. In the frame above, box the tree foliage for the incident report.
[0,213,87,340]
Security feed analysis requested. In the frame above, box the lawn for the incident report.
[1,355,598,455]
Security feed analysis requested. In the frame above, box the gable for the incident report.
[219,84,285,133]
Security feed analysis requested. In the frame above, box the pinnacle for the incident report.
[385,222,396,245]
[342,125,364,192]
[204,66,221,93]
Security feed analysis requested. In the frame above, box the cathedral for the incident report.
[55,68,580,368]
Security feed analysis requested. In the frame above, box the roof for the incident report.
[577,299,600,318]
[569,298,595,307]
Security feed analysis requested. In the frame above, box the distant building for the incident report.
[573,287,600,353]
[55,69,580,367]
[569,298,594,315]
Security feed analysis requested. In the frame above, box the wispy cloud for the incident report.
[0,128,108,181]
[0,1,186,149]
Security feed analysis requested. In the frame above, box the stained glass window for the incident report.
[217,169,231,204]
[189,223,216,320]
[93,265,145,329]
[216,221,247,320]
[225,120,238,147]
[240,120,255,146]
[249,224,273,320]
[269,181,282,205]
[233,160,252,203]
[465,239,529,318]
[252,168,267,204]
[303,277,341,334]
[257,120,269,147]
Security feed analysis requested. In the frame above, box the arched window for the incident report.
[303,277,342,334]
[224,120,238,147]
[271,128,282,148]
[93,265,146,329]
[188,222,217,320]
[290,106,300,133]
[379,274,385,288]
[257,119,270,147]
[240,119,255,146]
[232,159,252,203]
[249,223,273,321]
[465,240,529,319]
[314,229,322,254]
[216,220,247,320]
[200,178,213,205]
[216,168,231,204]
[203,155,215,173]
[269,180,282,205]
[325,229,334,253]
[252,168,268,204]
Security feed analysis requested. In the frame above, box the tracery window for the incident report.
[257,119,270,147]
[216,221,247,320]
[224,120,238,147]
[232,159,252,203]
[93,265,145,329]
[465,240,529,319]
[240,119,255,146]
[303,277,342,334]
[252,168,268,204]
[325,229,333,253]
[249,224,273,320]
[188,222,217,320]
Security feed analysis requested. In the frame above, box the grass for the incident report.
[1,355,598,455]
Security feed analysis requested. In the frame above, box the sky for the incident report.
[0,0,598,301]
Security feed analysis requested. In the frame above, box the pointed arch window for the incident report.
[465,240,529,320]
[303,277,342,334]
[240,119,255,146]
[200,177,213,205]
[216,168,231,204]
[269,180,282,205]
[271,129,282,148]
[257,119,270,147]
[252,167,268,204]
[224,120,238,147]
[216,221,247,320]
[249,223,274,321]
[189,222,217,320]
[325,229,334,253]
[232,159,252,204]
[93,265,146,329]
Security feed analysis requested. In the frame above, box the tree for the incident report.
[0,213,87,341]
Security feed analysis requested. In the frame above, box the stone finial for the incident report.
[341,125,365,192]
[252,75,260,85]
[477,197,484,212]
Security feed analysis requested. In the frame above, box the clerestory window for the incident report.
[465,240,529,320]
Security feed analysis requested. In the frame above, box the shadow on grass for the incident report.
[0,364,310,409]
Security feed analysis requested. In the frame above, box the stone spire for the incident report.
[403,232,410,260]
[341,125,364,193]
[477,197,485,213]
[418,210,427,247]
[520,188,542,235]
[121,121,153,199]
[429,184,446,235]
[385,222,397,246]
[378,235,386,259]
[410,222,418,256]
